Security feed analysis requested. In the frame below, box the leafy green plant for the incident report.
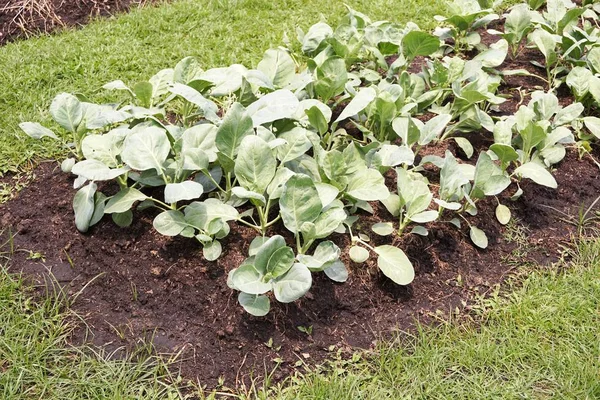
[434,0,499,54]
[489,3,535,58]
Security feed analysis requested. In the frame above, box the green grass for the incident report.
[0,0,447,176]
[272,238,600,400]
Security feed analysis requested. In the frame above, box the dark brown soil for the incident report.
[0,0,152,45]
[1,146,599,389]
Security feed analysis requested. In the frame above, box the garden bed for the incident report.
[2,148,598,387]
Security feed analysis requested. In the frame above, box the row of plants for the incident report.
[20,0,600,316]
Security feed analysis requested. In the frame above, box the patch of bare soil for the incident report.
[0,0,154,45]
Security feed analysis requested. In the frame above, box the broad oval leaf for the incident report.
[235,135,276,194]
[246,89,299,127]
[279,175,323,234]
[402,31,440,61]
[19,122,58,140]
[257,48,295,88]
[164,181,204,204]
[104,188,147,214]
[334,87,377,123]
[203,240,222,261]
[346,168,389,201]
[276,127,313,163]
[323,260,348,283]
[215,102,254,168]
[372,222,394,236]
[496,204,511,225]
[231,264,272,295]
[121,127,170,173]
[71,160,129,181]
[514,162,557,189]
[238,293,270,316]
[50,93,83,133]
[153,210,187,236]
[469,225,489,249]
[73,182,97,233]
[374,245,415,285]
[273,263,312,303]
[349,246,369,263]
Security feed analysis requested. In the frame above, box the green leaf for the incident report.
[249,236,270,256]
[402,31,440,61]
[273,263,312,303]
[454,137,474,159]
[349,246,369,263]
[314,183,339,208]
[215,102,254,169]
[418,114,452,145]
[246,89,299,127]
[469,226,488,249]
[238,293,270,316]
[323,260,348,282]
[73,182,97,233]
[173,56,201,84]
[410,210,438,223]
[112,210,133,228]
[374,245,414,285]
[410,226,429,236]
[181,124,218,162]
[265,247,295,279]
[231,187,266,206]
[566,67,593,100]
[169,83,219,122]
[302,22,333,54]
[153,210,187,236]
[583,117,600,140]
[81,129,129,167]
[71,160,129,181]
[276,127,313,163]
[372,222,394,236]
[490,144,519,164]
[266,167,295,199]
[279,175,323,234]
[514,162,557,189]
[61,158,75,173]
[19,122,58,140]
[121,127,171,174]
[164,181,204,204]
[203,240,222,261]
[496,204,511,225]
[89,192,107,227]
[335,87,377,123]
[231,264,272,295]
[257,48,295,88]
[134,82,153,108]
[313,203,346,239]
[235,135,277,194]
[254,235,287,274]
[554,102,584,127]
[104,188,147,214]
[346,168,389,201]
[306,106,329,135]
[473,39,508,68]
[50,93,83,133]
[315,57,348,102]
